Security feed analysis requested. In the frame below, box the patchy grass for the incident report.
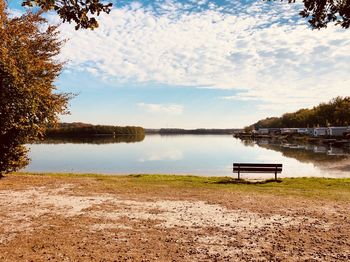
[2,173,350,261]
[7,172,350,201]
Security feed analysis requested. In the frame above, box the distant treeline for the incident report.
[250,97,350,129]
[149,128,242,135]
[46,122,145,138]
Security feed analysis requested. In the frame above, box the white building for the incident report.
[281,128,298,134]
[268,128,281,134]
[313,127,328,137]
[297,128,309,134]
[257,128,269,135]
[307,128,314,136]
[327,126,348,137]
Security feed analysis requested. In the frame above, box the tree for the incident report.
[20,0,350,30]
[250,96,350,129]
[300,0,350,29]
[22,0,113,30]
[244,126,254,133]
[0,0,70,177]
[266,0,350,29]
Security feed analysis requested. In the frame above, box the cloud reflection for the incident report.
[139,149,183,162]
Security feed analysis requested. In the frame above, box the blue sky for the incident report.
[7,0,350,128]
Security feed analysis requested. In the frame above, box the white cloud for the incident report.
[7,9,24,18]
[53,0,350,112]
[220,95,260,101]
[137,103,183,114]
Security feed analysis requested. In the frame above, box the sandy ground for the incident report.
[0,175,349,261]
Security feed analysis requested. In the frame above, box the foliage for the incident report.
[267,0,350,29]
[300,0,350,29]
[22,0,113,30]
[244,126,254,133]
[0,1,70,176]
[251,97,350,129]
[19,0,350,30]
[46,122,145,137]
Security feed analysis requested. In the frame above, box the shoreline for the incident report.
[13,170,350,180]
[3,172,350,201]
[234,133,350,146]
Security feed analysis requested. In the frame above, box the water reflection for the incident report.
[252,139,350,173]
[139,150,183,162]
[254,139,350,162]
[39,135,145,144]
[25,135,350,177]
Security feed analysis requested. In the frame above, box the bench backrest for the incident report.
[233,163,282,173]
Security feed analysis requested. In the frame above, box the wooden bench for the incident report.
[233,163,282,180]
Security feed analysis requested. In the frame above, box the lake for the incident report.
[24,135,350,178]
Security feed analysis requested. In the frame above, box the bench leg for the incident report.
[275,171,277,180]
[238,171,240,180]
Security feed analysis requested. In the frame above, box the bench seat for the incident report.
[233,163,282,180]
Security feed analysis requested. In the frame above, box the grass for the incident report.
[7,172,350,201]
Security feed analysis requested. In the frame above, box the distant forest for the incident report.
[250,97,350,129]
[46,122,145,138]
[147,128,241,135]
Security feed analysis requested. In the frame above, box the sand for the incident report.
[0,174,349,261]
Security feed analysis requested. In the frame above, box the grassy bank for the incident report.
[7,173,350,202]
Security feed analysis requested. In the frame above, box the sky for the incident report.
[7,0,350,128]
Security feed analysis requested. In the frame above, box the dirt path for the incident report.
[0,175,349,261]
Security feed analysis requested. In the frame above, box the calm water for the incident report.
[25,135,350,178]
